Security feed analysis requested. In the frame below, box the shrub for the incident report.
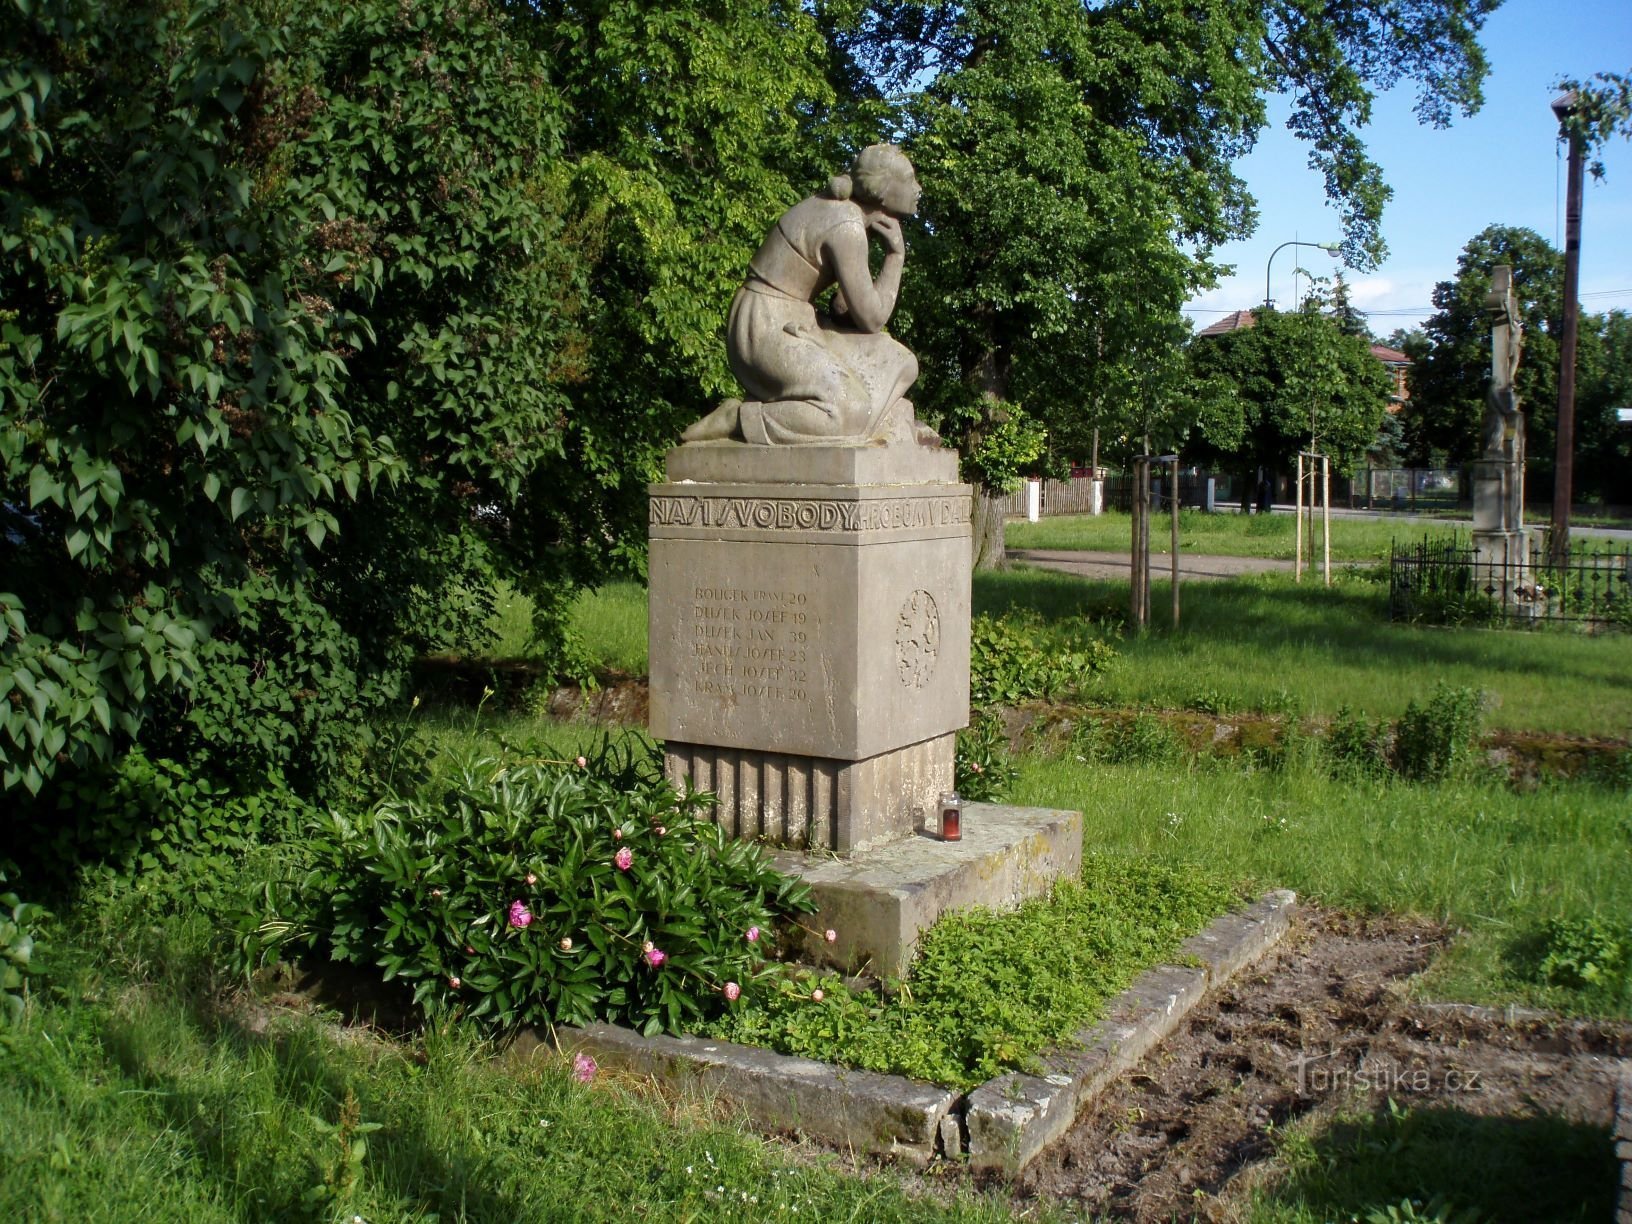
[955,711,1017,801]
[1528,915,1628,994]
[244,740,816,1036]
[1077,711,1182,766]
[2,0,602,806]
[10,748,320,925]
[1393,684,1485,783]
[1325,705,1391,781]
[0,865,48,1024]
[968,613,1114,707]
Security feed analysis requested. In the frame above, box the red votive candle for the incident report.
[939,791,963,841]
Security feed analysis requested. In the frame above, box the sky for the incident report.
[1183,0,1632,340]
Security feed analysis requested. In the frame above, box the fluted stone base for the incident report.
[665,733,953,854]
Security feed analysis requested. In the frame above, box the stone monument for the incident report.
[1471,264,1529,590]
[649,147,1080,976]
[650,144,971,854]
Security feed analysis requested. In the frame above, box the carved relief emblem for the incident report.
[895,590,940,688]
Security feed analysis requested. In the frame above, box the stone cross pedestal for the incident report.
[648,442,971,854]
[1473,264,1527,585]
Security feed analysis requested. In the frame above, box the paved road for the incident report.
[1215,503,1632,542]
[1011,548,1297,582]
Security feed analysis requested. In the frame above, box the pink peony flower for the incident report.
[508,900,533,929]
[723,981,741,1001]
[559,937,574,952]
[745,926,760,943]
[430,888,444,899]
[644,946,667,968]
[575,755,587,768]
[615,846,633,871]
[464,945,475,955]
[613,828,624,841]
[572,1052,597,1083]
[525,872,538,886]
[824,928,837,944]
[654,825,667,836]
[448,975,461,989]
[811,988,824,1002]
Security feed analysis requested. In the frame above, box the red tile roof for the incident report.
[1196,309,1257,337]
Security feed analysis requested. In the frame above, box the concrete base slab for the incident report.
[557,1022,957,1167]
[775,803,1084,979]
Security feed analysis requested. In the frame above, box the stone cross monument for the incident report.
[1471,264,1528,582]
[648,145,971,854]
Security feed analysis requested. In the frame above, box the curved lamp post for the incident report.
[1264,241,1341,310]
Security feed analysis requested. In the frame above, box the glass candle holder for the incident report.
[939,791,963,841]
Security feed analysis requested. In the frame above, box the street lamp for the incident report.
[1264,241,1341,311]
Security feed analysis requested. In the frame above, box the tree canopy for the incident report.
[1400,224,1630,505]
[2,0,1509,802]
[1187,308,1393,481]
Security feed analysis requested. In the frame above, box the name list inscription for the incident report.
[689,584,815,706]
[652,495,970,534]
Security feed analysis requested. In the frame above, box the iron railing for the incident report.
[1389,533,1632,628]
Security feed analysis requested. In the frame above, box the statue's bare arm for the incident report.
[825,215,904,334]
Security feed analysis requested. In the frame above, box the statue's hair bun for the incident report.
[828,173,853,200]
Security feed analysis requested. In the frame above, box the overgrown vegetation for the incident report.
[706,855,1236,1089]
[1,913,1023,1223]
[239,737,817,1036]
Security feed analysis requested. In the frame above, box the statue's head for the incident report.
[830,144,920,216]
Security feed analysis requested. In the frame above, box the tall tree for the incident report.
[1186,308,1393,489]
[823,0,1500,565]
[1400,225,1564,467]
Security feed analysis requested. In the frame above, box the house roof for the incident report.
[1196,309,1257,337]
[1370,344,1409,365]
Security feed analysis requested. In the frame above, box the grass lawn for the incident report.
[485,567,1632,737]
[1010,755,1632,1015]
[2,917,1021,1223]
[1005,509,1459,562]
[976,566,1632,737]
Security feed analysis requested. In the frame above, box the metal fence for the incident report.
[1389,533,1632,628]
[1351,468,1462,512]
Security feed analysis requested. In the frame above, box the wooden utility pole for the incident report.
[1551,89,1585,567]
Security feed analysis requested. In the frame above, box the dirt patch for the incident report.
[1009,908,1629,1220]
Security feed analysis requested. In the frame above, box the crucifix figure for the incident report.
[1481,264,1524,462]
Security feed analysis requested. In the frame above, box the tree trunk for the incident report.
[971,488,1006,570]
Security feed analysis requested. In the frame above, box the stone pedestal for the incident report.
[649,442,971,854]
[1471,457,1528,604]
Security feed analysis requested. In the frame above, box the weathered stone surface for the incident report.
[778,804,1084,977]
[1177,887,1296,985]
[557,1022,956,1166]
[1616,1061,1632,1223]
[965,892,1297,1175]
[649,461,971,851]
[666,441,958,487]
[665,733,954,854]
[965,967,1207,1174]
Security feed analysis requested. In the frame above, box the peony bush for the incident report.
[244,741,816,1035]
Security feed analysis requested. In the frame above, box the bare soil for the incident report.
[1008,907,1630,1221]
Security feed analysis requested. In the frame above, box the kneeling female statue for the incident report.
[683,144,938,446]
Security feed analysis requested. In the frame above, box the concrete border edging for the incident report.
[556,889,1296,1173]
[558,1023,957,1166]
[964,888,1295,1174]
[1615,1060,1632,1223]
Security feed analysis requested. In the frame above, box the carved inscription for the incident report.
[895,590,940,688]
[652,496,970,533]
[689,584,815,705]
